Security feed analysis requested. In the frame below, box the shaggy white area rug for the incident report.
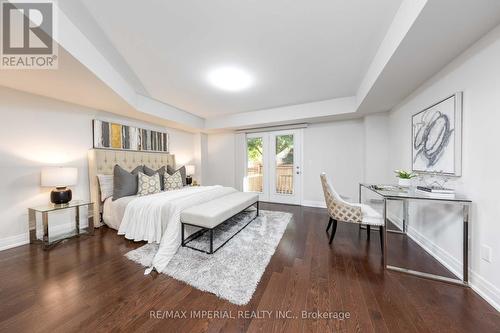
[125,209,292,305]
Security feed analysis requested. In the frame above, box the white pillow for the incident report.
[97,174,113,201]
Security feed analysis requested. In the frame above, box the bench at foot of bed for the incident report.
[180,192,259,254]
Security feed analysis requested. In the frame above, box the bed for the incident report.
[87,148,253,273]
[102,195,135,230]
[88,148,176,226]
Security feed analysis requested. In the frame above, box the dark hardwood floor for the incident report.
[0,203,498,333]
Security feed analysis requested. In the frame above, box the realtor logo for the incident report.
[1,0,58,69]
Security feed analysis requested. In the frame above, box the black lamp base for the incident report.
[50,187,72,204]
[186,176,193,186]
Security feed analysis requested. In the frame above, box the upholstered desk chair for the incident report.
[320,173,384,251]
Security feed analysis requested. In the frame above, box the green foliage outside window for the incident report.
[247,135,294,164]
[247,138,263,162]
[276,135,293,164]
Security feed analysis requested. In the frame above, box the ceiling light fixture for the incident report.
[207,66,253,92]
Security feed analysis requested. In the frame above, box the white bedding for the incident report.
[102,195,137,230]
[116,185,237,273]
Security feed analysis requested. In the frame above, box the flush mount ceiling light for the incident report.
[207,66,254,92]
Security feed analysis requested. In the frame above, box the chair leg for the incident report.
[329,219,338,244]
[379,226,384,253]
[326,217,333,232]
[366,225,371,240]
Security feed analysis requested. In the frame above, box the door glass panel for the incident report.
[275,134,294,195]
[247,137,263,192]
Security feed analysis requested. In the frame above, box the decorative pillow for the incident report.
[164,170,183,191]
[143,165,166,190]
[97,174,113,201]
[167,165,187,186]
[113,165,144,200]
[137,172,162,196]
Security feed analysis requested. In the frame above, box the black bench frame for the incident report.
[181,201,259,254]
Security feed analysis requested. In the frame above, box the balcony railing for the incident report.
[247,164,293,194]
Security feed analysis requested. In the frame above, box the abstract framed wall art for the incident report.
[412,92,462,176]
[93,120,169,153]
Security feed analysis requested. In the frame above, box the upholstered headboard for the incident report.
[88,149,175,227]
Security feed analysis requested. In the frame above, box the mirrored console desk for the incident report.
[359,184,471,286]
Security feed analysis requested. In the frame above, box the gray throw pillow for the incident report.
[167,165,187,186]
[113,165,144,200]
[143,165,166,190]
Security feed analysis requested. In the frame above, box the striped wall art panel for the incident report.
[93,120,169,153]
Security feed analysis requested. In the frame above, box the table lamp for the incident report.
[41,167,78,204]
[185,165,195,185]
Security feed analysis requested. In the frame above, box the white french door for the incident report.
[244,129,302,204]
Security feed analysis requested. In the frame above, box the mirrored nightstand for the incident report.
[28,200,94,250]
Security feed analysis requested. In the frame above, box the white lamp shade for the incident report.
[186,165,195,176]
[41,167,78,187]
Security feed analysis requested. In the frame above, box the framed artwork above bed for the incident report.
[93,119,169,153]
[411,92,463,176]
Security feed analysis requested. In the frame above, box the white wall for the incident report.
[204,132,236,187]
[363,113,391,184]
[0,87,196,250]
[387,24,500,310]
[205,118,387,206]
[302,120,365,205]
[192,133,208,184]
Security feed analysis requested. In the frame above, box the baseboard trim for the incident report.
[470,272,500,312]
[388,213,463,278]
[301,200,326,208]
[0,221,90,252]
[0,233,29,251]
[388,213,500,312]
[301,194,355,209]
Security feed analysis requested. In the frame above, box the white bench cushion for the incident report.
[181,192,259,229]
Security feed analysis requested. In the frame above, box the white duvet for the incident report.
[118,186,237,273]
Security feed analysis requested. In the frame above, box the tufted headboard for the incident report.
[88,149,175,227]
